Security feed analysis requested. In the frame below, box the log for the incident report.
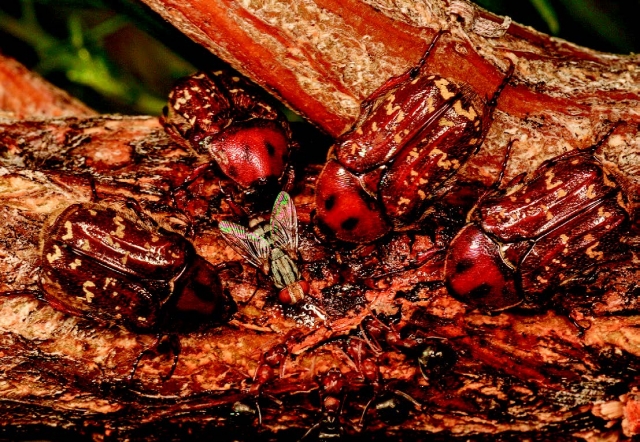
[0,112,639,440]
[139,0,640,134]
[1,0,640,440]
[0,54,96,119]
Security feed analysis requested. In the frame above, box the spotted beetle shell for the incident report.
[480,152,626,242]
[162,71,283,146]
[40,203,233,330]
[336,76,487,175]
[315,74,491,243]
[445,149,631,310]
[161,70,294,199]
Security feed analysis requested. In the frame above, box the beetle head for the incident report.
[170,254,237,329]
[314,159,390,243]
[444,224,522,311]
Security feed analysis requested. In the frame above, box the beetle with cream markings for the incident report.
[40,203,236,331]
[314,31,514,243]
[161,70,296,208]
[445,141,632,311]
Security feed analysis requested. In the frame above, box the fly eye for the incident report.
[278,281,306,305]
[278,288,293,305]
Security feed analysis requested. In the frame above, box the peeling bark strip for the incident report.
[0,54,96,119]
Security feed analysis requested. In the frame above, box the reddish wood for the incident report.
[1,1,640,440]
[0,54,96,118]
[137,0,640,210]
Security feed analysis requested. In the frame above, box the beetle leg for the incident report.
[1,289,41,298]
[461,139,518,224]
[299,421,322,441]
[487,60,516,110]
[88,175,101,202]
[493,138,517,190]
[128,333,182,382]
[122,198,162,230]
[591,121,622,155]
[217,178,252,217]
[156,333,182,381]
[214,261,244,278]
[279,164,296,194]
[174,162,212,194]
[466,61,515,158]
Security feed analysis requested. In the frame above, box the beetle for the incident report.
[218,191,312,307]
[314,31,514,243]
[160,70,296,209]
[444,135,632,311]
[40,202,237,331]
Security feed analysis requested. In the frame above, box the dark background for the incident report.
[0,0,637,116]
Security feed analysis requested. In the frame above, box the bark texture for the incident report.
[0,54,96,119]
[1,0,640,440]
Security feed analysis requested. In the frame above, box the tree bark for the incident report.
[0,54,96,119]
[138,0,640,134]
[1,1,640,440]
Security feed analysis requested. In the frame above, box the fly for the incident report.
[219,191,312,307]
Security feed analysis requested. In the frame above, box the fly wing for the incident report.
[270,191,298,257]
[218,221,271,274]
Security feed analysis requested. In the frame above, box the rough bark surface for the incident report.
[2,114,640,441]
[0,54,96,119]
[1,0,640,441]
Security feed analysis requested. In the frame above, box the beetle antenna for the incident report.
[411,29,450,77]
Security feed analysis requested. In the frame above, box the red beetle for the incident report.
[40,202,237,331]
[161,70,296,208]
[314,32,513,243]
[444,136,632,311]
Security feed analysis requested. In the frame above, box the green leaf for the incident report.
[556,0,632,53]
[529,0,560,34]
